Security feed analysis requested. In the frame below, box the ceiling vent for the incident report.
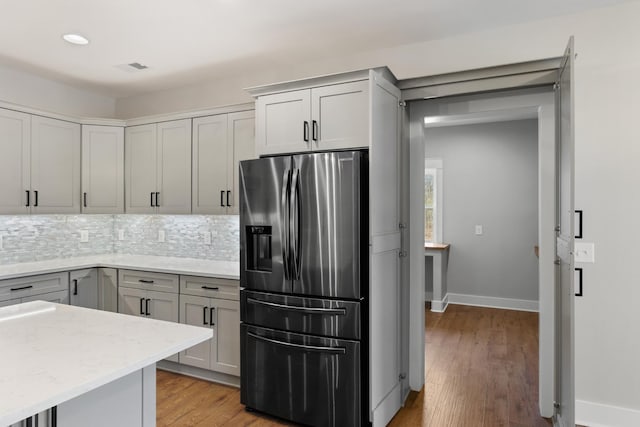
[128,62,148,70]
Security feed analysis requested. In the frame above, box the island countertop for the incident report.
[0,254,239,281]
[0,301,212,425]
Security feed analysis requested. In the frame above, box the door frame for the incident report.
[398,58,560,417]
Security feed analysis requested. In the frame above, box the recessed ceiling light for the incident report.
[62,33,89,45]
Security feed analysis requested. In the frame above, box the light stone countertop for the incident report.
[0,301,212,425]
[0,254,240,281]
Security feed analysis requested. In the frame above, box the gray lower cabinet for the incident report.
[0,272,69,307]
[179,276,240,376]
[69,268,118,312]
[117,270,180,363]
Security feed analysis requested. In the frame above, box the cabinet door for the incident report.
[82,125,124,213]
[23,289,69,305]
[192,114,229,214]
[211,298,240,376]
[228,110,256,214]
[256,89,311,156]
[98,268,118,312]
[70,269,99,309]
[118,286,147,317]
[147,290,180,362]
[30,116,81,213]
[125,124,157,214]
[311,80,369,151]
[179,294,211,369]
[157,119,192,214]
[0,108,30,214]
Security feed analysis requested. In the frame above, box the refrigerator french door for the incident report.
[239,150,368,427]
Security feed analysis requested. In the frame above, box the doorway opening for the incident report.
[406,87,557,421]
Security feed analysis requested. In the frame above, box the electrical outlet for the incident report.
[475,225,483,236]
[118,229,125,241]
[203,231,212,246]
[80,230,89,243]
[158,230,166,243]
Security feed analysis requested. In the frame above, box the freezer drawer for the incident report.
[241,290,361,340]
[241,324,361,427]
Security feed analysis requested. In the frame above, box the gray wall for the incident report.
[425,119,539,301]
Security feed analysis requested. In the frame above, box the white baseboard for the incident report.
[447,293,538,312]
[576,400,640,427]
[430,294,449,312]
[372,382,402,427]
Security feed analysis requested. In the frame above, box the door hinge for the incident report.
[553,401,560,415]
[399,373,407,380]
[399,101,407,108]
[554,258,561,265]
[399,222,407,230]
[555,225,561,232]
[553,82,560,91]
[399,251,408,258]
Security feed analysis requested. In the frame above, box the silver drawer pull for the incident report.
[247,331,346,354]
[247,297,346,315]
[201,286,219,291]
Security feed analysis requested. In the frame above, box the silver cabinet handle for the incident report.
[247,331,346,354]
[246,297,346,315]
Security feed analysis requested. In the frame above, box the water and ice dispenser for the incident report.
[246,226,272,272]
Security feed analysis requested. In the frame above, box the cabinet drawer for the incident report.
[180,275,239,300]
[0,272,69,302]
[118,269,179,293]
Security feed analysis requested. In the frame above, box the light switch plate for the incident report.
[574,242,595,263]
[475,225,483,236]
[80,230,89,243]
[203,231,212,246]
[158,230,166,243]
[118,229,125,241]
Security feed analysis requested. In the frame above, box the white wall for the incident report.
[424,120,539,302]
[0,63,116,118]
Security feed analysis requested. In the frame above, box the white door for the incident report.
[0,108,30,214]
[192,114,229,214]
[82,125,124,213]
[555,37,576,427]
[179,294,212,370]
[70,269,99,309]
[157,119,192,214]
[228,110,256,214]
[147,290,180,362]
[118,286,147,317]
[311,80,369,151]
[256,89,311,156]
[210,298,240,376]
[30,116,81,214]
[125,124,157,214]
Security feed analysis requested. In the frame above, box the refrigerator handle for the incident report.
[290,168,301,280]
[281,169,292,280]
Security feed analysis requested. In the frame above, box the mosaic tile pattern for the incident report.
[0,215,240,264]
[113,215,239,262]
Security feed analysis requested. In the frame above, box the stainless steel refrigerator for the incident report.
[239,150,369,427]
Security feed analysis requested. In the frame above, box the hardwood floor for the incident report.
[157,304,551,426]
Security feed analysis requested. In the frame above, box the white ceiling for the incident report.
[0,0,633,98]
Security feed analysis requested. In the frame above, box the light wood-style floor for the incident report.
[157,304,551,426]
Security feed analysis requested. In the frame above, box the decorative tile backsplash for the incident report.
[0,215,239,264]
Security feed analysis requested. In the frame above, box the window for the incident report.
[425,159,443,243]
[425,168,436,243]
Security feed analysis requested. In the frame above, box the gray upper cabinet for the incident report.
[192,110,255,214]
[81,125,125,214]
[125,119,192,214]
[0,109,80,214]
[30,116,81,214]
[0,108,31,214]
[254,80,368,156]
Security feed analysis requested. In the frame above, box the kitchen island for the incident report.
[0,301,212,426]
